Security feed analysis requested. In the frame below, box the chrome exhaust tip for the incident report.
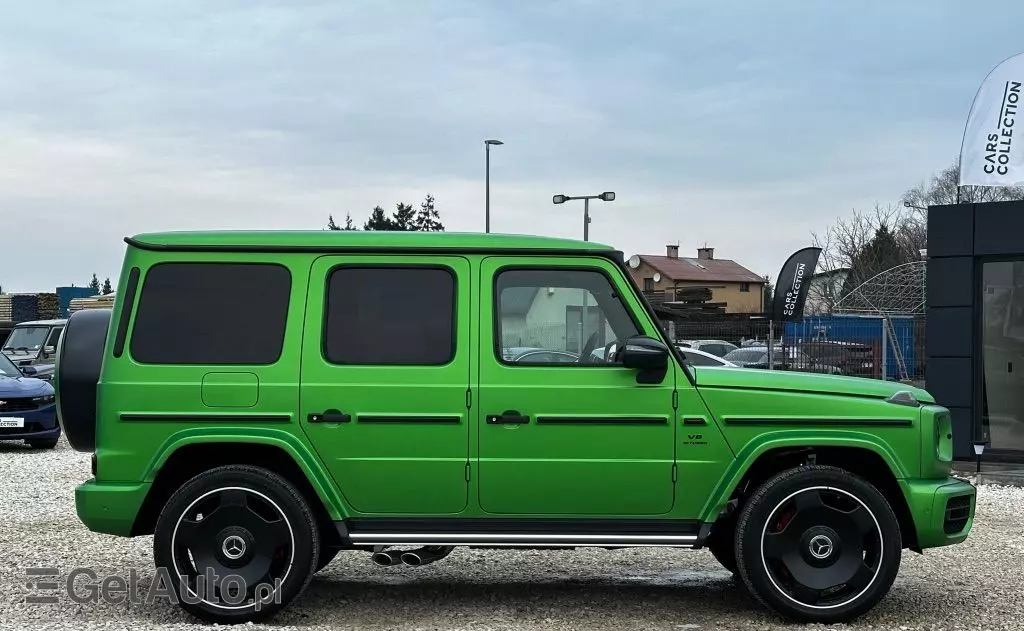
[400,551,424,566]
[371,550,400,566]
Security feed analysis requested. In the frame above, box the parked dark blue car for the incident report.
[0,351,59,448]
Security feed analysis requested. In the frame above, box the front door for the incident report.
[477,256,677,516]
[299,255,472,515]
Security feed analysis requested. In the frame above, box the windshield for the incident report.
[724,348,767,363]
[2,326,49,353]
[0,351,22,377]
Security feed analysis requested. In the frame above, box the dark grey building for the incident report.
[927,199,1024,463]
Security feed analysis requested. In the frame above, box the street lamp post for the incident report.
[552,191,616,353]
[552,191,616,241]
[484,139,504,233]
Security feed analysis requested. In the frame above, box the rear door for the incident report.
[299,255,472,515]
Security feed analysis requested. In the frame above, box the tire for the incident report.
[705,514,738,574]
[153,465,320,624]
[734,465,901,624]
[27,437,60,449]
[54,308,111,452]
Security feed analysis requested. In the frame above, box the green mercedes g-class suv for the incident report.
[55,230,975,625]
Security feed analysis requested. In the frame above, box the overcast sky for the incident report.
[2,0,1023,292]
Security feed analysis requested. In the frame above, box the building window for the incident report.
[323,266,455,365]
[643,277,654,291]
[740,283,750,292]
[130,262,291,365]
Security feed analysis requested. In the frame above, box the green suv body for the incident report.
[56,230,975,625]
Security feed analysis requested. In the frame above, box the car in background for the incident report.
[796,340,875,377]
[676,346,737,367]
[2,319,65,371]
[722,345,840,374]
[0,350,59,448]
[676,339,738,357]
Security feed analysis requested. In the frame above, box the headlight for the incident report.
[32,394,55,405]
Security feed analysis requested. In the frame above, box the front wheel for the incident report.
[734,465,902,624]
[153,465,320,624]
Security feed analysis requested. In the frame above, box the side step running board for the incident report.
[348,532,699,548]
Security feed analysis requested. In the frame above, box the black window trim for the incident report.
[320,262,459,368]
[491,263,647,369]
[127,260,293,366]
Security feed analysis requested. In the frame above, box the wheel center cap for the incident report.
[808,534,834,559]
[222,534,247,560]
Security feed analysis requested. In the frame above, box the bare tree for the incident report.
[809,204,922,313]
[902,162,1024,208]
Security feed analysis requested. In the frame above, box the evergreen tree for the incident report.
[391,202,416,231]
[413,194,445,231]
[101,278,113,295]
[88,274,100,293]
[761,275,774,313]
[364,205,396,230]
[327,212,358,231]
[839,224,904,298]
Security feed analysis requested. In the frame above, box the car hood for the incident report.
[0,374,53,397]
[688,366,935,403]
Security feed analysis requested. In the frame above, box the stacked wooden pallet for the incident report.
[36,293,59,320]
[69,294,116,313]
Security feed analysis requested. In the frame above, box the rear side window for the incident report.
[323,266,455,365]
[129,262,291,365]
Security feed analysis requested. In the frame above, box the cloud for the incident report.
[2,0,1024,293]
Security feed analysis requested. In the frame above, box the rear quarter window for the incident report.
[129,262,291,365]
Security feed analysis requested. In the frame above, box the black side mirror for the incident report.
[618,335,669,384]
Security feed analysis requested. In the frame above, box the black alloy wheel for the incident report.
[735,465,902,623]
[153,465,320,624]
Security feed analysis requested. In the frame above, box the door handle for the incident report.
[487,410,530,424]
[308,409,352,424]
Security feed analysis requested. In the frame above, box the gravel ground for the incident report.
[1,437,1021,631]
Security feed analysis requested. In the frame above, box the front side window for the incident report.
[0,351,22,377]
[496,268,640,365]
[324,266,455,365]
[130,262,291,365]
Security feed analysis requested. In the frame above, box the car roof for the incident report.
[12,319,65,326]
[125,231,617,254]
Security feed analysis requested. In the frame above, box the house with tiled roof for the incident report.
[626,245,767,313]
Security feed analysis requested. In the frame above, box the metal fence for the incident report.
[667,313,926,387]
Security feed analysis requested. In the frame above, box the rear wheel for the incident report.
[735,465,901,624]
[153,465,320,624]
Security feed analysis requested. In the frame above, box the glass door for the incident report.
[981,260,1024,456]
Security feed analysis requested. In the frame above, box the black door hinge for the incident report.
[466,388,472,409]
[672,389,678,410]
[465,462,471,482]
[671,463,678,483]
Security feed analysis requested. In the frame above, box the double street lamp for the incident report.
[552,191,616,241]
[484,139,504,233]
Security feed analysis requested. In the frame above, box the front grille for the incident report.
[944,495,972,534]
[0,398,35,413]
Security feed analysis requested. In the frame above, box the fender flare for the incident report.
[144,427,350,521]
[700,430,910,523]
